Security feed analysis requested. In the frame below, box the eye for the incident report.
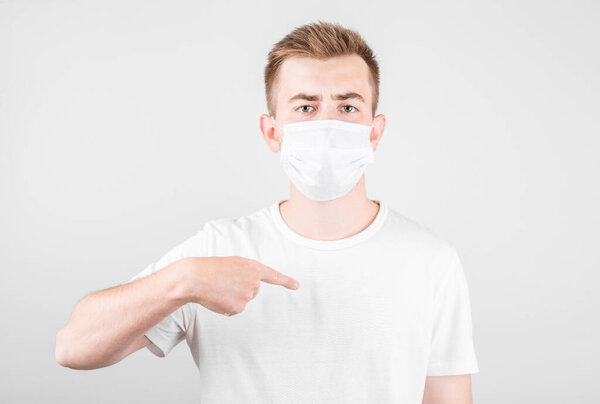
[342,105,358,113]
[296,105,315,113]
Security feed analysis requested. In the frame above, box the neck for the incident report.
[278,175,380,241]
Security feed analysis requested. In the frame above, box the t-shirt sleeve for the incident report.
[426,248,480,376]
[124,229,206,358]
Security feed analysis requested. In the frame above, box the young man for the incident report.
[56,21,479,403]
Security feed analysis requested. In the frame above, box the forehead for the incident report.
[276,54,372,100]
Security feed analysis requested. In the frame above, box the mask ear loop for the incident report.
[271,116,283,130]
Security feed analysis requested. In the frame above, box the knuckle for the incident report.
[233,302,246,314]
[245,273,256,283]
[250,272,261,285]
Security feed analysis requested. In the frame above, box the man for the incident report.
[55,21,479,403]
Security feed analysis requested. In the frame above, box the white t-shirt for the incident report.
[126,200,479,403]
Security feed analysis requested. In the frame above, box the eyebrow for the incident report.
[288,92,366,104]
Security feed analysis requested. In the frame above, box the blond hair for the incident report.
[264,20,380,118]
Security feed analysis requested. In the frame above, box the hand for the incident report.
[179,256,299,316]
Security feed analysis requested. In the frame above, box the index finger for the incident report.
[257,263,299,290]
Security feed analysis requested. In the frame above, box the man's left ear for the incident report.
[370,114,385,152]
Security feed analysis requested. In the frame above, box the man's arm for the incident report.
[55,259,189,370]
[55,255,299,369]
[422,374,473,404]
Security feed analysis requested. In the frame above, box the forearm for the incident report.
[55,259,190,369]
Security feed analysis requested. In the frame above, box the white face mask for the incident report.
[271,117,375,202]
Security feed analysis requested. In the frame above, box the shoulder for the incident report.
[382,206,467,299]
[382,205,460,274]
[385,206,456,252]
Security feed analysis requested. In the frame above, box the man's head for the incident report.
[260,21,385,153]
[265,20,380,118]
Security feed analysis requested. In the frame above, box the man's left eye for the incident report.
[342,105,357,112]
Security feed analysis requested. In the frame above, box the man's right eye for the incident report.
[297,105,315,113]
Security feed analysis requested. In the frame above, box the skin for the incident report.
[259,54,473,404]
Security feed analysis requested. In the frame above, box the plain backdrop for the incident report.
[1,0,598,402]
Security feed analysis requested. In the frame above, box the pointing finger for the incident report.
[257,264,299,290]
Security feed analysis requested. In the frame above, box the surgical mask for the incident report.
[271,117,375,201]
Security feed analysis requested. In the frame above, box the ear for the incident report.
[259,114,282,152]
[369,114,386,152]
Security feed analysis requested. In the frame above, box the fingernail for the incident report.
[294,281,300,289]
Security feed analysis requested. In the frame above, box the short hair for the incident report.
[264,20,380,118]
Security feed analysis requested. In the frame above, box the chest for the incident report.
[196,253,433,367]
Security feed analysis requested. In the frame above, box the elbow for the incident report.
[55,327,83,369]
[55,328,73,368]
[55,327,116,370]
[55,351,72,369]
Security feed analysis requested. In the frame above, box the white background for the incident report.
[1,0,598,402]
